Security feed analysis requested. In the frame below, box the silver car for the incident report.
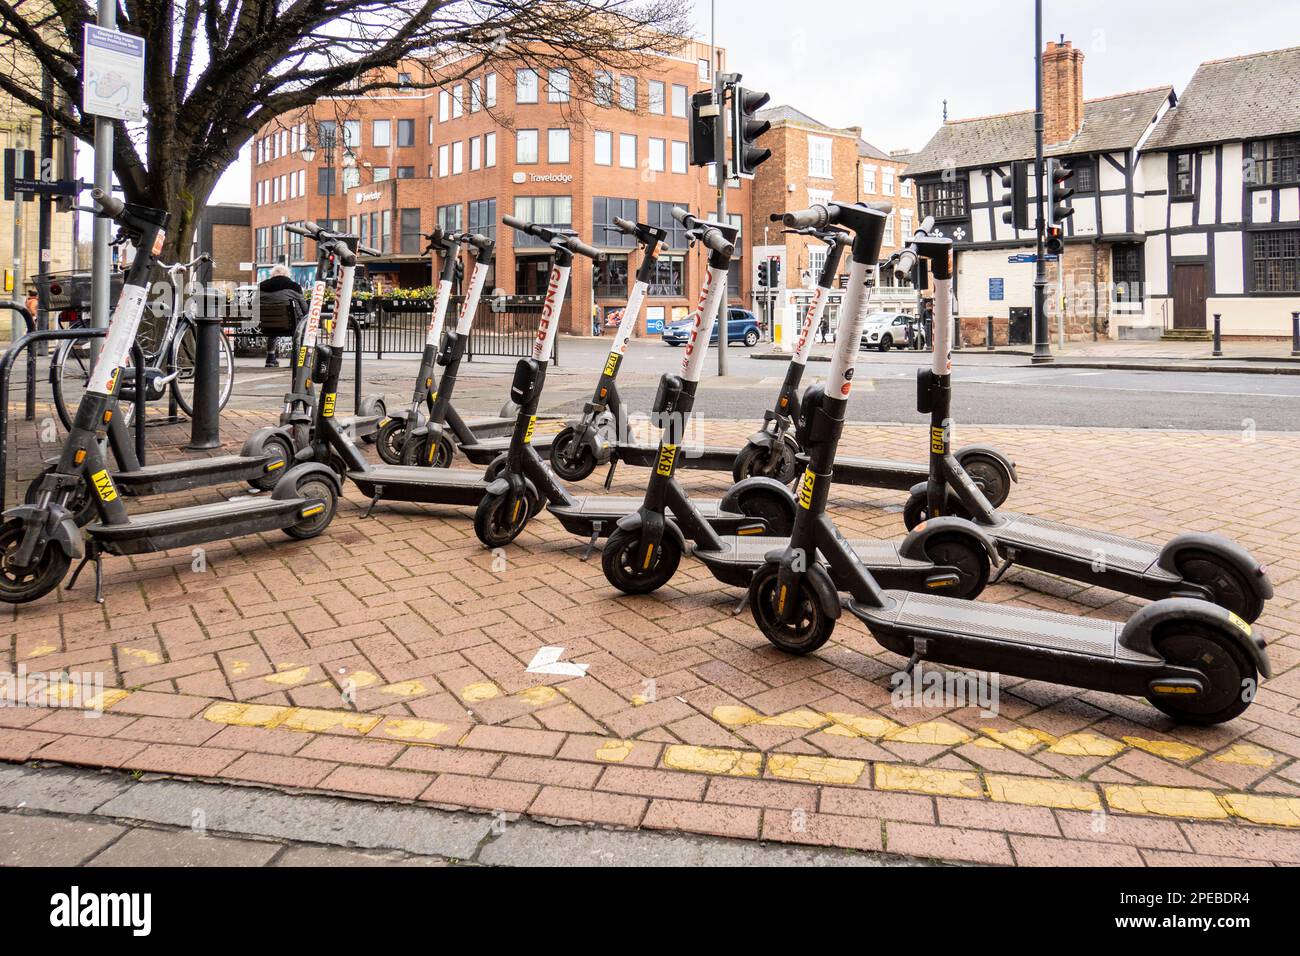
[860,311,923,351]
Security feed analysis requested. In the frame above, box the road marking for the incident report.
[526,646,589,677]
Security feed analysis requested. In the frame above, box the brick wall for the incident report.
[1043,40,1085,145]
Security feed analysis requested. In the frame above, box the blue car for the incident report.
[662,307,763,347]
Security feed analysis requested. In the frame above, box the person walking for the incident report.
[257,264,307,368]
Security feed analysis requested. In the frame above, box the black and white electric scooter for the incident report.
[746,200,1271,726]
[896,233,1272,623]
[0,192,339,604]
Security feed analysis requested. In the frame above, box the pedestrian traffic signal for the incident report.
[1046,225,1064,256]
[1000,160,1030,232]
[688,90,718,167]
[730,86,772,178]
[1047,157,1075,230]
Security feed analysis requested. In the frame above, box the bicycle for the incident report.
[48,253,235,430]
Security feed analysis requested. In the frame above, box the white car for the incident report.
[860,311,923,352]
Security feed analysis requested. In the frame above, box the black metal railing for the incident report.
[348,296,557,365]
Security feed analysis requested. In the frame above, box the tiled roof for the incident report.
[904,87,1173,177]
[1143,46,1300,151]
[755,104,835,129]
[857,138,891,161]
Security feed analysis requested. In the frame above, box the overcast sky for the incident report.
[194,0,1293,205]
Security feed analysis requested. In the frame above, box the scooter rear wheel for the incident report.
[550,427,597,482]
[283,474,337,540]
[902,490,972,531]
[732,440,799,485]
[246,432,294,492]
[729,483,796,537]
[375,417,408,465]
[25,466,96,527]
[956,452,1013,509]
[601,526,682,594]
[1175,549,1264,624]
[749,562,834,654]
[409,431,454,469]
[0,518,71,604]
[1148,624,1256,725]
[474,489,536,548]
[922,533,990,600]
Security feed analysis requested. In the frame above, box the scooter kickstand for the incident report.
[603,460,617,490]
[988,555,1015,585]
[582,521,602,561]
[732,590,751,616]
[362,493,382,519]
[67,544,105,603]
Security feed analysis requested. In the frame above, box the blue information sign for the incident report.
[989,278,1005,301]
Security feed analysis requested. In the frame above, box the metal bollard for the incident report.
[1212,313,1222,357]
[986,315,995,351]
[185,291,224,450]
[1291,311,1299,357]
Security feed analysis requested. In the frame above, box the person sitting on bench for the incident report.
[257,264,307,367]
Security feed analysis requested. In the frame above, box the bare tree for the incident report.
[0,0,691,259]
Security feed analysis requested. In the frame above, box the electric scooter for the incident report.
[745,200,1271,726]
[372,230,524,467]
[0,191,340,605]
[599,214,998,599]
[896,238,1272,623]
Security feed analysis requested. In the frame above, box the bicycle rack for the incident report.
[0,323,147,511]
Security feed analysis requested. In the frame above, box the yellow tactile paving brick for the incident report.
[1105,785,1229,820]
[263,665,310,686]
[1121,737,1204,762]
[884,721,973,746]
[376,718,449,743]
[460,681,501,702]
[876,763,983,798]
[986,774,1101,811]
[1214,743,1276,768]
[594,740,637,763]
[767,754,865,785]
[277,708,381,735]
[1221,793,1300,828]
[662,745,762,778]
[822,712,902,739]
[1048,733,1126,757]
[712,705,829,730]
[204,702,291,728]
[980,728,1058,752]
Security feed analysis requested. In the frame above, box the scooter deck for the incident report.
[348,464,486,506]
[617,443,930,492]
[698,536,927,588]
[617,443,737,472]
[89,496,319,556]
[112,454,277,495]
[336,414,381,439]
[993,512,1166,576]
[549,496,757,538]
[459,433,557,465]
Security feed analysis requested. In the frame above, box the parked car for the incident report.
[860,311,924,351]
[662,307,762,347]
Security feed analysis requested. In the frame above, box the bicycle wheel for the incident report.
[170,318,235,416]
[50,334,94,431]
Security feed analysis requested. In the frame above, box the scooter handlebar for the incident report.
[781,205,830,230]
[91,188,124,220]
[286,222,324,238]
[893,215,940,278]
[563,236,606,262]
[611,216,636,234]
[501,214,532,234]
[671,207,733,256]
[358,242,382,257]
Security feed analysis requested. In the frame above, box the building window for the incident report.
[648,138,665,172]
[437,203,463,233]
[647,200,691,248]
[468,198,497,241]
[397,72,411,86]
[594,130,613,166]
[670,141,687,174]
[373,167,390,183]
[372,119,390,147]
[698,58,710,81]
[901,177,912,199]
[438,144,449,177]
[439,90,450,122]
[670,83,687,118]
[452,85,463,118]
[594,71,613,107]
[396,166,415,179]
[317,167,335,196]
[594,197,638,248]
[1072,158,1096,193]
[485,132,497,167]
[619,75,636,110]
[1245,136,1300,186]
[427,117,434,144]
[1170,151,1194,199]
[318,119,337,149]
[917,179,967,219]
[512,195,572,246]
[862,164,876,193]
[883,212,895,245]
[485,73,497,107]
[516,129,539,164]
[547,68,570,103]
[381,209,391,253]
[516,68,538,104]
[470,137,481,171]
[548,128,570,164]
[881,168,895,196]
[1112,244,1144,303]
[808,135,833,179]
[470,77,482,112]
[1252,229,1300,293]
[397,119,415,147]
[648,80,665,115]
[596,254,630,297]
[619,133,636,168]
[648,254,685,296]
[400,208,422,254]
[900,210,913,240]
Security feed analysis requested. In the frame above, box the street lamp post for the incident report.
[301,123,356,234]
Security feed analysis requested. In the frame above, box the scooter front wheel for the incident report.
[1148,624,1256,725]
[902,490,972,531]
[0,518,71,604]
[474,489,536,548]
[732,440,798,485]
[409,431,454,469]
[749,562,834,655]
[550,427,597,482]
[25,466,96,527]
[1175,549,1263,623]
[957,451,1013,509]
[375,417,408,465]
[246,432,295,492]
[283,473,338,540]
[601,526,681,595]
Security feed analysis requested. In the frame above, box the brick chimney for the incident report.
[1042,38,1085,144]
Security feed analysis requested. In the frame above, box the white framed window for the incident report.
[547,68,570,103]
[670,140,687,174]
[594,130,612,166]
[671,83,687,117]
[548,128,570,164]
[470,77,482,112]
[881,167,895,195]
[452,85,464,118]
[883,212,895,245]
[619,75,636,110]
[516,128,539,164]
[648,138,665,172]
[901,210,914,239]
[648,80,665,115]
[900,176,912,198]
[372,119,391,147]
[618,133,636,168]
[862,164,877,193]
[698,58,710,81]
[255,139,262,164]
[372,167,389,183]
[470,136,481,170]
[343,120,360,148]
[808,135,833,179]
[485,73,497,107]
[808,188,833,209]
[255,180,262,205]
[485,131,497,167]
[288,172,297,199]
[516,68,538,104]
[438,144,449,177]
[808,246,827,280]
[595,71,613,107]
[297,168,306,197]
[452,140,464,174]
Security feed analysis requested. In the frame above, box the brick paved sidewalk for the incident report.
[1,414,1298,866]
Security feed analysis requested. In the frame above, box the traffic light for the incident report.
[1047,157,1075,230]
[730,86,771,177]
[767,256,780,289]
[1000,160,1029,232]
[688,90,718,167]
[1045,226,1064,256]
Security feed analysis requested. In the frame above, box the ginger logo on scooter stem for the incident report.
[680,271,714,373]
[533,266,563,358]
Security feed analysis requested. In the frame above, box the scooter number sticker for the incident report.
[1227,612,1252,636]
[524,416,537,443]
[603,353,620,377]
[322,393,336,418]
[797,468,815,510]
[656,444,677,476]
[90,469,118,503]
[930,426,945,454]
